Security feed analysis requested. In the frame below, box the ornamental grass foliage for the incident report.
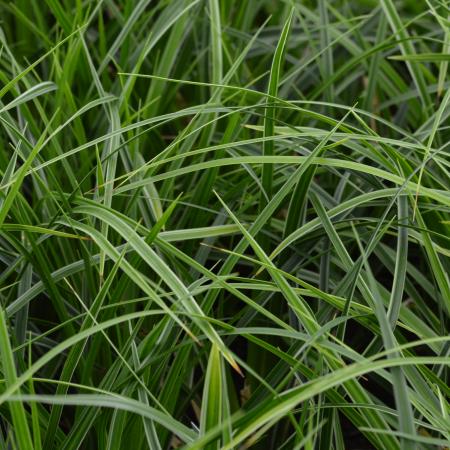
[0,1,449,449]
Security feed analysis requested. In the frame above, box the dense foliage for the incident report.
[0,1,449,449]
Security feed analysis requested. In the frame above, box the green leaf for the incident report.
[0,309,33,450]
